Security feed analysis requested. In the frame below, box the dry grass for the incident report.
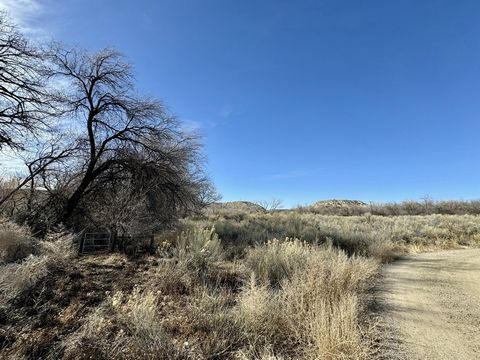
[237,241,379,359]
[2,210,480,359]
[298,199,480,216]
[0,229,75,304]
[0,254,49,303]
[245,238,311,286]
[279,249,378,359]
[66,236,378,359]
[194,212,480,261]
[0,218,35,264]
[173,227,223,270]
[109,288,180,359]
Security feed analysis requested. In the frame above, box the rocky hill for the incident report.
[204,201,266,215]
[307,199,369,215]
[311,199,368,209]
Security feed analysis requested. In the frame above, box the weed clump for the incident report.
[0,218,35,264]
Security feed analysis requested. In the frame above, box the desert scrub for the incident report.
[62,288,183,360]
[170,227,223,270]
[237,243,379,359]
[158,226,229,288]
[111,288,163,338]
[193,212,480,260]
[0,254,49,302]
[186,286,245,358]
[152,238,379,359]
[245,238,311,286]
[279,249,379,359]
[0,218,35,264]
[109,288,185,359]
[0,230,75,303]
[153,226,248,297]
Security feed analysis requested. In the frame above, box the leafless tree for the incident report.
[48,46,216,225]
[0,176,21,216]
[255,198,284,212]
[0,12,51,150]
[0,139,74,208]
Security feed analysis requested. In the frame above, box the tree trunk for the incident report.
[60,172,94,223]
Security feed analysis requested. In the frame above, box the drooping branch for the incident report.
[0,12,53,150]
[0,142,74,207]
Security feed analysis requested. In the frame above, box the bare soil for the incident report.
[380,248,480,359]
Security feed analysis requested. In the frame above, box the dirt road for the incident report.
[380,248,480,359]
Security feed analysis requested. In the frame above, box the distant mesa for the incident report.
[205,199,369,215]
[310,199,368,209]
[205,201,266,214]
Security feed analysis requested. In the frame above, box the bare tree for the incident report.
[0,15,216,235]
[0,176,21,216]
[0,139,74,208]
[0,12,51,150]
[255,198,284,212]
[48,46,216,225]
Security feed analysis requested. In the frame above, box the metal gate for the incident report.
[81,232,111,254]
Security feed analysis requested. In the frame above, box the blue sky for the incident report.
[2,0,480,206]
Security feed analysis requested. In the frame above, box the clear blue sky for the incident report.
[4,0,480,206]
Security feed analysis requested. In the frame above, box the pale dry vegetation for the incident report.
[197,212,480,261]
[301,199,480,216]
[0,222,75,304]
[0,218,379,359]
[0,218,35,264]
[1,209,480,359]
[237,241,378,359]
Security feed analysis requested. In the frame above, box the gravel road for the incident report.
[380,248,480,359]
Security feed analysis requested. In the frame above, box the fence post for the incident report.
[78,230,85,254]
[149,234,155,254]
[110,229,117,252]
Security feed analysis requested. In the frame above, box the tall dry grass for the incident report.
[0,218,35,264]
[297,199,480,216]
[191,212,480,261]
[4,207,480,359]
[245,238,311,286]
[237,240,379,359]
[61,288,182,359]
[69,235,378,359]
[0,228,75,303]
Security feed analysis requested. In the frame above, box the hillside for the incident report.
[311,199,368,209]
[204,201,266,215]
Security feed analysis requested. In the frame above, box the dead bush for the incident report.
[0,218,35,264]
[236,243,379,359]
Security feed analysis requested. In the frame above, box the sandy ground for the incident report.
[379,248,480,360]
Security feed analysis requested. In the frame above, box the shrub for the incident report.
[187,286,244,358]
[236,244,379,359]
[111,288,164,341]
[39,229,76,265]
[61,288,183,360]
[245,238,311,286]
[236,275,286,352]
[0,218,35,264]
[61,308,112,359]
[0,229,75,304]
[154,227,243,296]
[0,254,49,303]
[195,212,480,259]
[170,227,223,272]
[154,259,194,294]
